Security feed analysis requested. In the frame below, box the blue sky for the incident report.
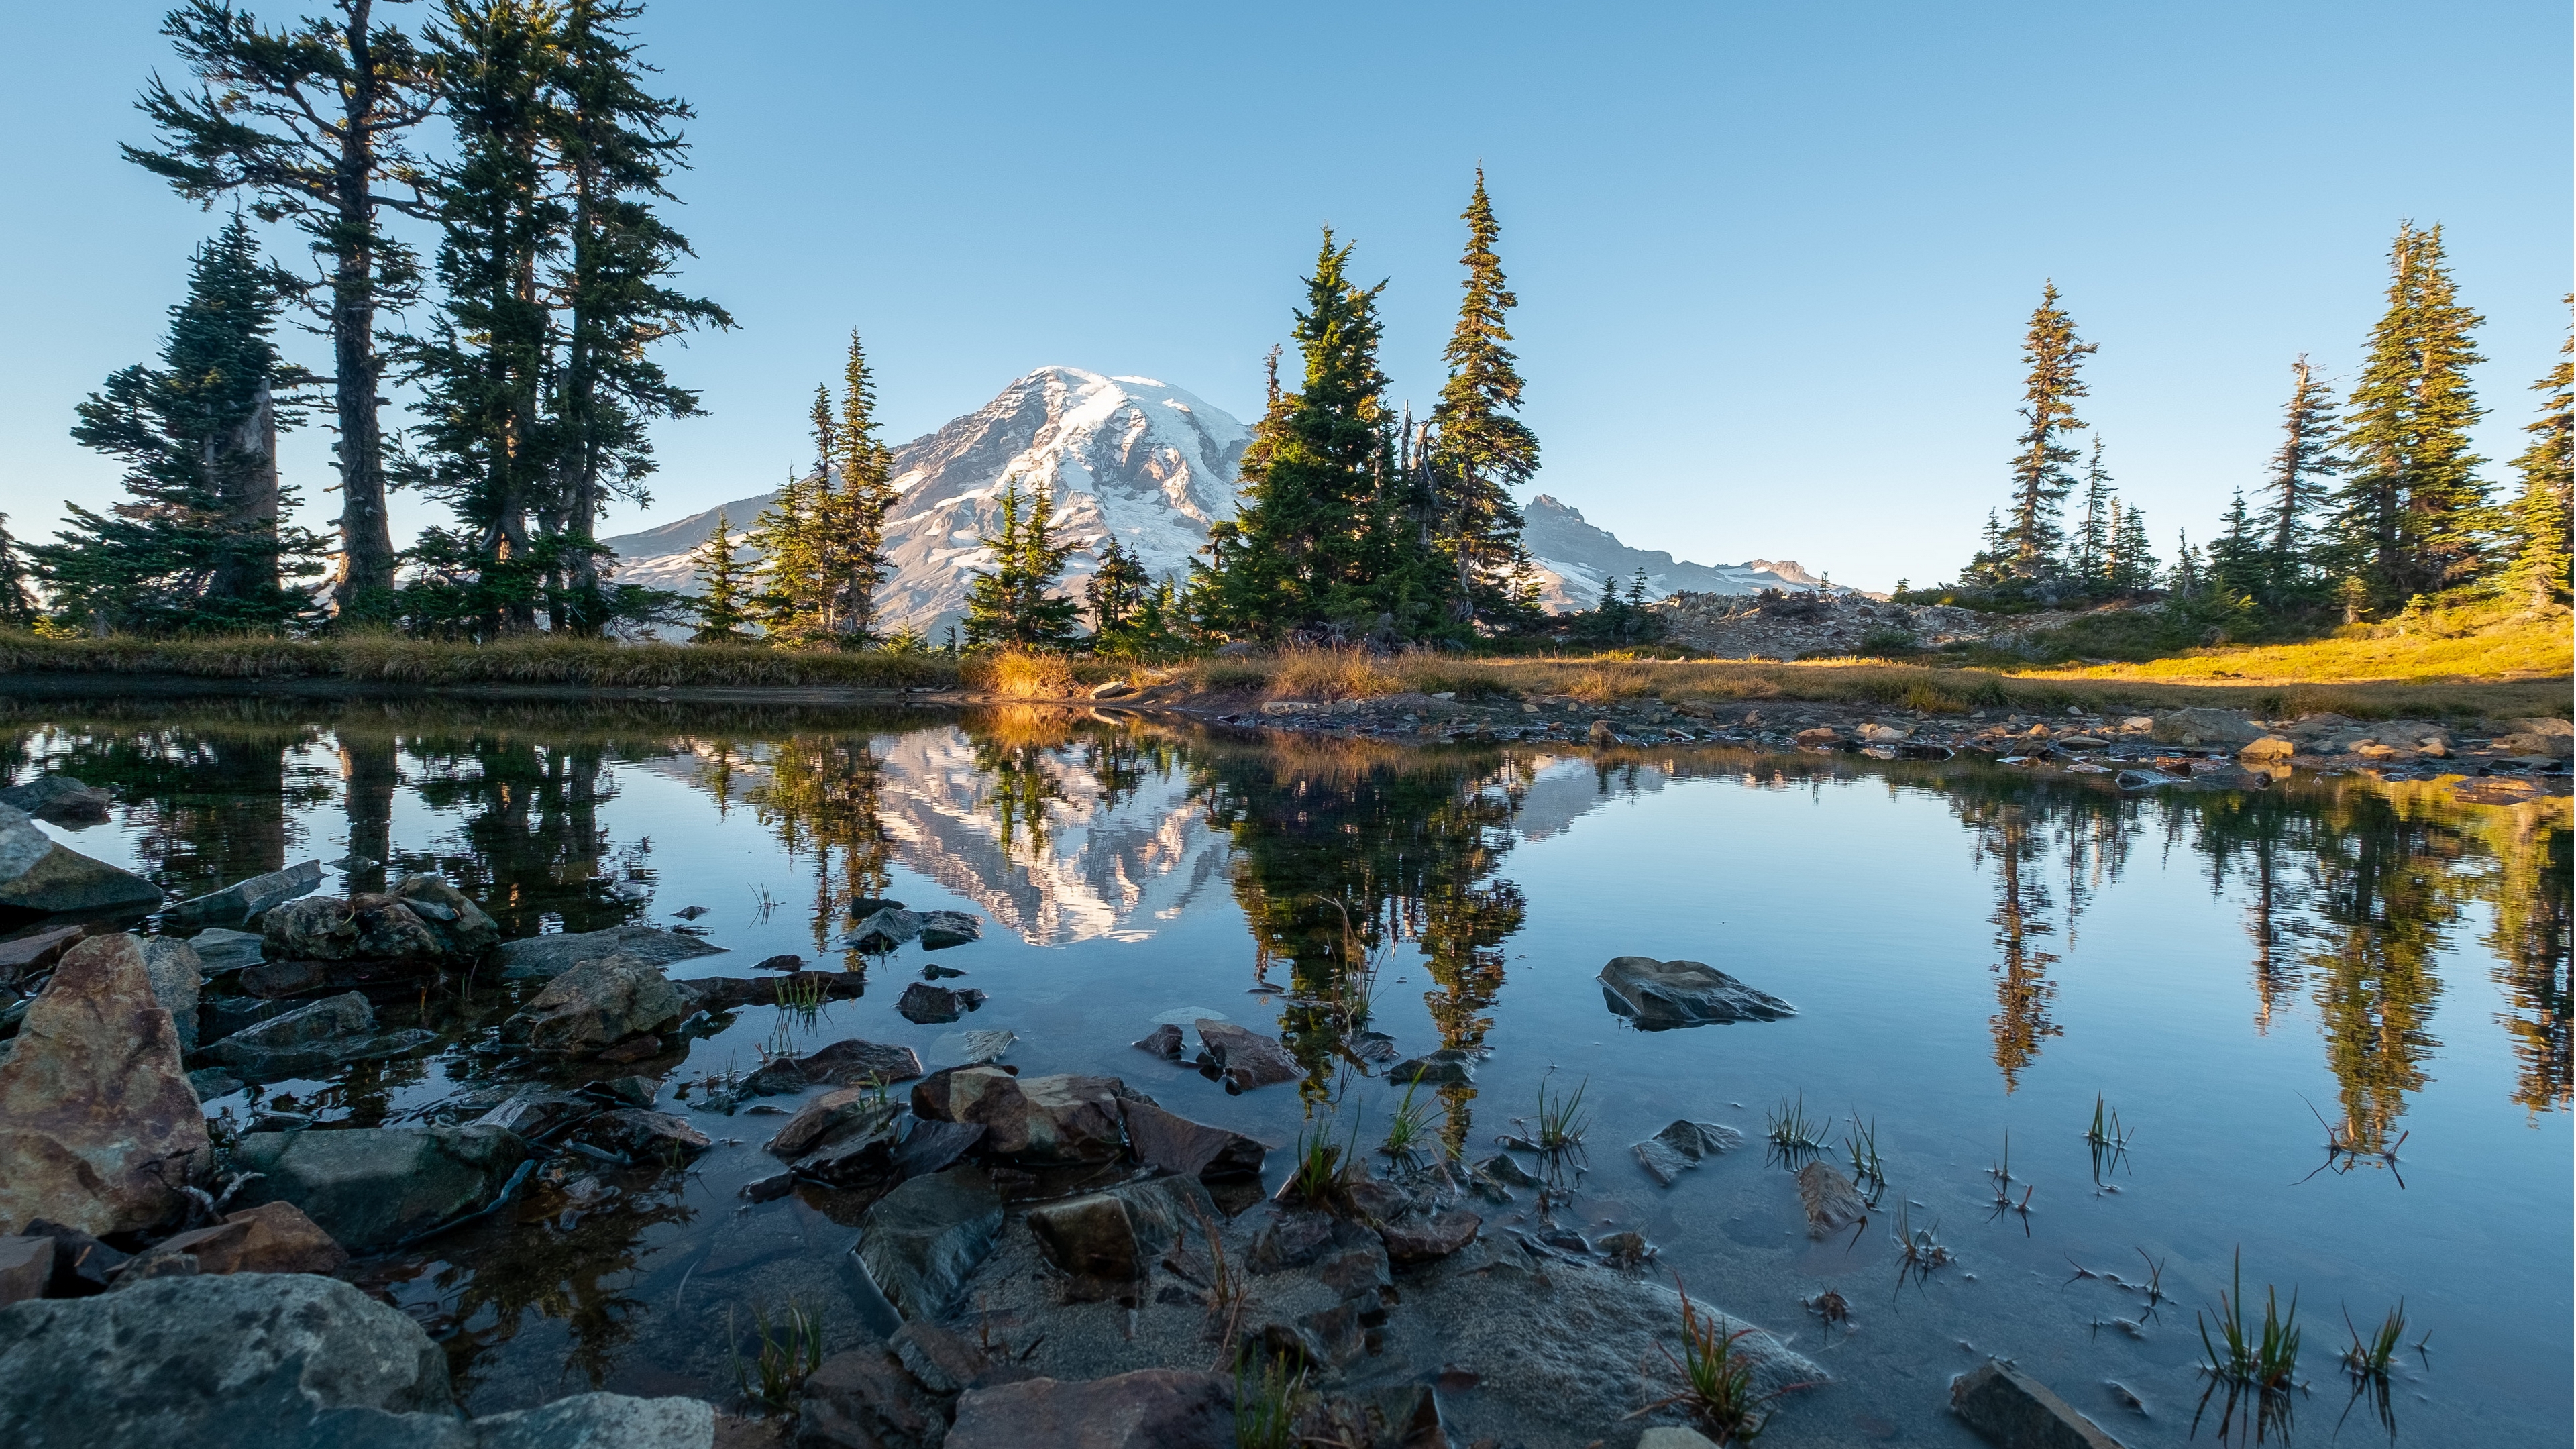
[3,1,2566,590]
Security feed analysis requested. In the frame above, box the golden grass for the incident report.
[2017,604,2571,688]
[960,647,1081,700]
[0,629,959,690]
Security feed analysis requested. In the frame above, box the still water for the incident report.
[5,696,2567,1446]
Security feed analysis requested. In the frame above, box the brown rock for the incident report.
[1950,1359,2129,1448]
[217,1201,349,1274]
[1377,1209,1482,1265]
[1131,1023,1184,1059]
[798,1346,947,1449]
[504,953,688,1056]
[2237,735,2296,762]
[1121,1100,1267,1181]
[1025,1177,1216,1289]
[946,1369,1234,1449]
[911,1067,1130,1165]
[1795,1161,1867,1237]
[0,925,91,988]
[0,1234,55,1305]
[0,934,210,1237]
[766,1085,897,1160]
[1793,726,1843,746]
[1193,1021,1300,1091]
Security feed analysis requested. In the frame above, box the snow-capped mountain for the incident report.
[598,369,1837,632]
[602,366,1246,638]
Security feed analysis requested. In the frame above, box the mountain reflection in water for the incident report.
[1,697,2565,1442]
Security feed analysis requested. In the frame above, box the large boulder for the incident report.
[229,1124,528,1250]
[945,1370,1233,1449]
[204,991,436,1081]
[493,924,727,980]
[0,1273,456,1447]
[1025,1177,1217,1293]
[797,1346,949,1449]
[0,803,164,916]
[1597,957,1794,1030]
[260,873,497,969]
[0,775,114,825]
[163,860,324,930]
[909,1067,1130,1165]
[1120,1100,1268,1181]
[853,1167,1004,1322]
[502,953,686,1057]
[0,934,209,1236]
[2153,708,2267,745]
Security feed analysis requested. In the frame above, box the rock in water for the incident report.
[0,803,164,916]
[138,936,203,1053]
[163,860,324,930]
[1631,1120,1743,1186]
[909,1067,1131,1165]
[918,910,982,949]
[228,1124,529,1250]
[494,924,728,980]
[896,981,970,1024]
[0,775,114,824]
[1026,1177,1216,1292]
[260,873,496,970]
[0,1274,455,1445]
[503,953,687,1057]
[1193,1020,1300,1091]
[1120,1100,1267,1181]
[848,907,924,953]
[1388,1048,1478,1086]
[0,934,209,1236]
[205,991,436,1082]
[1949,1359,2131,1448]
[1597,957,1794,1030]
[473,1392,716,1449]
[1796,1161,1867,1236]
[947,1369,1234,1449]
[853,1167,1004,1322]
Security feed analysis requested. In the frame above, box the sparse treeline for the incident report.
[19,0,728,640]
[1938,225,2571,626]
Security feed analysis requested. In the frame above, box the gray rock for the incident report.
[186,1067,244,1101]
[947,1369,1232,1449]
[853,1167,1004,1322]
[186,927,265,974]
[848,907,922,952]
[494,924,727,980]
[471,1088,596,1140]
[1377,1208,1482,1265]
[739,1037,924,1097]
[1193,1020,1299,1091]
[138,936,203,1053]
[2152,708,2265,745]
[0,1274,455,1447]
[1638,1428,1723,1449]
[1120,1099,1267,1181]
[0,802,164,915]
[1387,1048,1477,1086]
[0,775,113,824]
[917,910,981,949]
[0,924,89,987]
[797,1347,947,1449]
[1026,1177,1217,1291]
[1597,956,1794,1030]
[1632,1119,1743,1186]
[0,934,209,1237]
[910,1067,1131,1165]
[765,1085,898,1161]
[502,953,686,1057]
[0,1234,54,1307]
[586,1110,711,1162]
[205,991,436,1082]
[1796,1161,1867,1236]
[473,1392,715,1449]
[1089,678,1136,700]
[164,860,324,930]
[1132,1022,1184,1059]
[229,1124,529,1250]
[896,981,970,1024]
[1949,1359,2129,1448]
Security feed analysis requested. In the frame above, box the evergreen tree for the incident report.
[0,515,40,629]
[2070,438,2113,587]
[746,466,823,643]
[1959,508,2015,586]
[544,0,731,631]
[963,484,1077,647]
[1427,171,1539,631]
[2259,356,2341,602]
[130,0,438,619]
[2502,303,2572,606]
[402,0,567,635]
[34,219,323,633]
[1201,233,1401,637]
[825,331,896,642]
[2209,488,2264,598]
[1998,282,2096,577]
[2104,500,2156,592]
[1083,535,1148,641]
[2167,531,2204,597]
[688,510,751,642]
[2333,222,2489,608]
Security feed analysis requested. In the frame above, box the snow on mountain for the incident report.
[601,366,1247,638]
[1519,495,1837,610]
[599,370,1839,632]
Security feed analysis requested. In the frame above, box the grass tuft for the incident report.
[1629,1277,1792,1444]
[2199,1248,2302,1390]
[731,1299,824,1412]
[1234,1352,1305,1449]
[1532,1074,1591,1158]
[1765,1093,1827,1155]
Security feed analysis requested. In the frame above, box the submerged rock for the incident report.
[0,1274,455,1444]
[260,873,497,969]
[918,910,983,949]
[947,1369,1233,1449]
[0,802,164,916]
[1631,1119,1743,1186]
[1193,1020,1300,1091]
[474,1392,715,1449]
[1949,1359,2130,1448]
[494,923,729,979]
[910,1067,1132,1165]
[1387,1048,1477,1086]
[504,953,687,1057]
[853,1167,1004,1322]
[229,1124,529,1250]
[203,990,435,1081]
[1795,1161,1868,1236]
[163,860,323,930]
[0,775,114,824]
[1597,956,1794,1030]
[0,933,210,1237]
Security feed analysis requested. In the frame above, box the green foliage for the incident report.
[0,515,35,629]
[1426,171,1542,634]
[2503,305,2573,606]
[731,1299,824,1411]
[33,217,325,634]
[690,512,754,642]
[2334,222,2489,610]
[1234,1352,1305,1449]
[1646,1279,1782,1444]
[2256,357,2343,604]
[1980,281,2098,582]
[1083,535,1149,641]
[2198,1249,2301,1391]
[963,484,1079,649]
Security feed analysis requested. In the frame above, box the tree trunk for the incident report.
[328,3,398,619]
[207,381,280,606]
[339,730,396,896]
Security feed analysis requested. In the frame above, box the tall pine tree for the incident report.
[963,484,1077,647]
[826,331,897,643]
[35,218,323,633]
[1201,233,1401,638]
[2503,303,2573,606]
[2069,438,2114,586]
[2104,500,2156,592]
[2258,356,2341,602]
[1427,171,1539,631]
[0,515,34,628]
[130,0,439,620]
[688,510,751,641]
[1083,535,1148,642]
[544,0,731,632]
[2208,489,2265,598]
[1999,282,2096,578]
[2332,222,2488,608]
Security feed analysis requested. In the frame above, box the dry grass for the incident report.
[2019,602,2571,689]
[0,629,959,690]
[959,647,1082,700]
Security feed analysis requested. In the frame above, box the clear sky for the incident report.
[2,1,2566,590]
